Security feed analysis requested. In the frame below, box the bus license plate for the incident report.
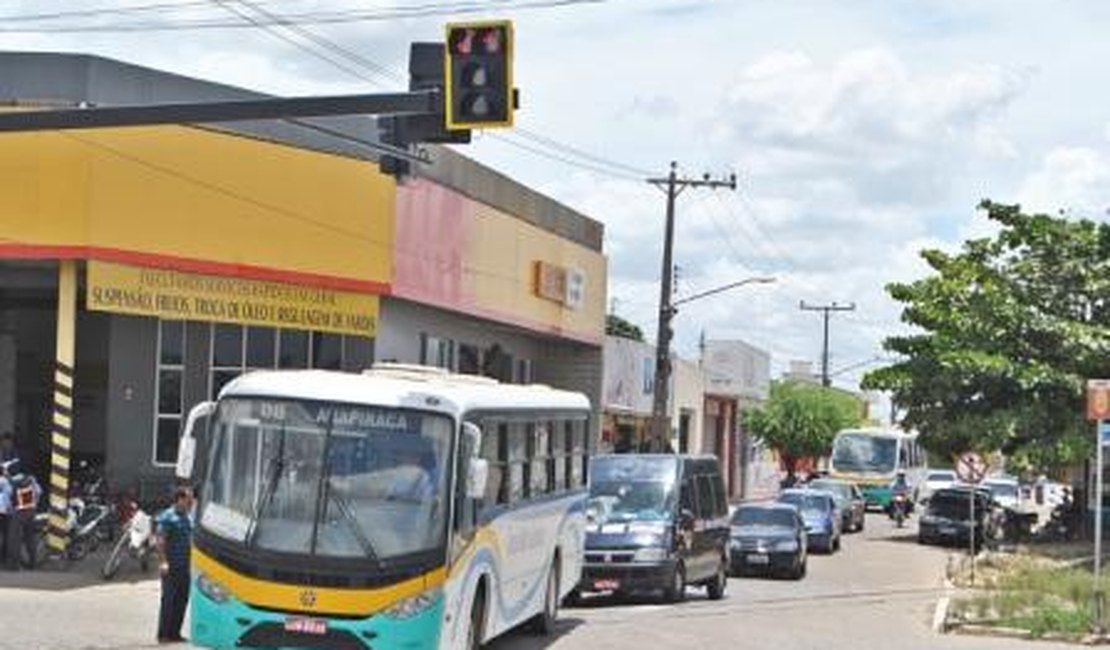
[285,618,328,635]
[594,579,620,591]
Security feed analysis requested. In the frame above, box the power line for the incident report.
[211,0,648,183]
[0,0,608,32]
[484,133,643,181]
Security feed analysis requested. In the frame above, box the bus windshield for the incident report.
[831,433,898,474]
[587,456,678,523]
[198,398,453,562]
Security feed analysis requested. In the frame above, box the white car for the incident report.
[915,469,957,503]
[981,477,1021,510]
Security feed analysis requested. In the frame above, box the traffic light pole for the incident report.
[799,301,856,387]
[0,90,442,133]
[648,162,737,451]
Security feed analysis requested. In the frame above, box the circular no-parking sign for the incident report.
[955,451,987,484]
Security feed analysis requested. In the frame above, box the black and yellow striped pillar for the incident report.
[47,260,77,554]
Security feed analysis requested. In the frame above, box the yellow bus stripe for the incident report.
[192,547,446,617]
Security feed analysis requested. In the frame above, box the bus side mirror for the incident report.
[461,422,487,500]
[176,401,216,481]
[467,458,489,500]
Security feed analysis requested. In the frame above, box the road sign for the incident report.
[1089,379,1110,421]
[955,451,987,484]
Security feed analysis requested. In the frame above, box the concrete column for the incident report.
[47,260,77,553]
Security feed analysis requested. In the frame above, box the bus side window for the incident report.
[479,419,506,508]
[550,419,567,494]
[454,421,480,542]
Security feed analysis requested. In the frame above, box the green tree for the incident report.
[606,314,644,341]
[863,201,1110,468]
[744,381,864,474]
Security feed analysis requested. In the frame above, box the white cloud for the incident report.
[1018,147,1110,218]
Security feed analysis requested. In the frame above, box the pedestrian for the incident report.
[155,486,194,644]
[10,470,41,569]
[0,465,11,568]
[0,432,17,464]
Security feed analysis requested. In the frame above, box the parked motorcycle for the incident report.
[101,502,155,580]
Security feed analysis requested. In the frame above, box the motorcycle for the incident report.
[102,502,155,580]
[891,493,908,528]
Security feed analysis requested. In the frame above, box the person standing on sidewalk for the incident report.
[0,466,11,569]
[10,470,41,569]
[155,486,194,644]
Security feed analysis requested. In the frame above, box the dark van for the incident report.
[579,454,730,602]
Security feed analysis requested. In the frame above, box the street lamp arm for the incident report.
[671,276,775,308]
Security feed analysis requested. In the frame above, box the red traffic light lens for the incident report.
[479,28,502,54]
[450,28,475,55]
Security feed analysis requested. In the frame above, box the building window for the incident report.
[210,323,245,400]
[279,330,309,369]
[421,334,456,370]
[211,325,351,398]
[458,344,481,375]
[312,332,342,370]
[515,358,533,384]
[154,320,185,466]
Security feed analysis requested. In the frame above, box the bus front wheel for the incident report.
[467,586,486,650]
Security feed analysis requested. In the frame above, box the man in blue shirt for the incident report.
[0,465,11,569]
[156,486,194,644]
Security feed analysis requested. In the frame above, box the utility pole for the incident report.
[799,301,856,388]
[648,162,737,450]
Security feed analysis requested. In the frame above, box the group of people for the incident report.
[0,430,193,645]
[0,432,43,570]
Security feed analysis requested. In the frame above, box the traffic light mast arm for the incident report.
[0,90,441,132]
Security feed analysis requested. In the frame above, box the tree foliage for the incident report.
[863,201,1110,468]
[606,314,644,341]
[744,381,865,473]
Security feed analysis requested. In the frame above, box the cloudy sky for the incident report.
[5,0,1110,391]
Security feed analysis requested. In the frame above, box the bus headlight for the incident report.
[196,572,231,604]
[383,588,441,620]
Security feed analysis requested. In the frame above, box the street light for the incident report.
[650,275,776,450]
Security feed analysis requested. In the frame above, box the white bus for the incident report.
[175,363,591,650]
[828,428,927,511]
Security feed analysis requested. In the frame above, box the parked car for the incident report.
[915,469,957,504]
[581,454,730,603]
[917,486,998,547]
[777,488,841,553]
[808,478,866,533]
[981,476,1021,511]
[729,503,807,579]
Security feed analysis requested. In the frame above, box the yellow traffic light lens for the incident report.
[463,64,489,87]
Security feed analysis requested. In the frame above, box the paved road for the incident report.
[0,513,1072,650]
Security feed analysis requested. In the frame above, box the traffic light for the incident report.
[445,20,514,130]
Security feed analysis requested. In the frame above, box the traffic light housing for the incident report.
[445,20,515,130]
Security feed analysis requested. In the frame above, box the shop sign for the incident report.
[533,261,585,310]
[87,261,378,337]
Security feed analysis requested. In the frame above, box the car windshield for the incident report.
[986,483,1018,498]
[778,492,830,514]
[732,507,796,528]
[809,481,851,500]
[830,433,898,474]
[587,456,678,523]
[199,398,452,562]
